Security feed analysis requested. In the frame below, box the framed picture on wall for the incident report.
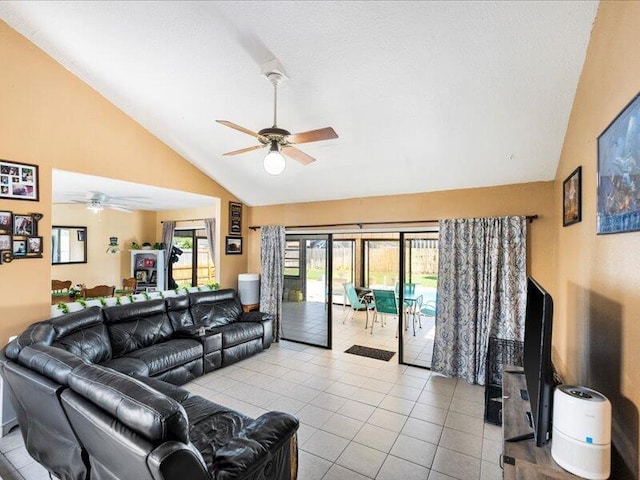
[229,202,242,236]
[13,214,34,236]
[597,92,640,234]
[26,236,43,257]
[563,166,582,227]
[225,236,242,255]
[0,160,39,201]
[0,211,12,235]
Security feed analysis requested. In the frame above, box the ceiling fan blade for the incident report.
[282,146,316,165]
[216,120,261,138]
[223,144,267,156]
[288,127,338,145]
[107,204,133,213]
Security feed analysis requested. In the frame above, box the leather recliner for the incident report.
[3,344,298,480]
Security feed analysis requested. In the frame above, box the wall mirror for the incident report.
[52,226,87,264]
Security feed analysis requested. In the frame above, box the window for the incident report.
[284,240,301,277]
[363,239,400,288]
[172,229,215,287]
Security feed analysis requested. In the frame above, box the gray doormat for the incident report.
[344,345,396,361]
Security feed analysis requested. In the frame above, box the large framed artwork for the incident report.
[563,167,582,227]
[0,160,39,201]
[597,92,640,234]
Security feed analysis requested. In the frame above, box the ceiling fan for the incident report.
[217,71,338,175]
[67,191,141,213]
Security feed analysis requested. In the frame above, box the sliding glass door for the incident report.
[281,234,332,348]
[399,232,439,368]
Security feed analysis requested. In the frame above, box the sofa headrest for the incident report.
[189,289,237,306]
[50,307,104,338]
[166,295,190,311]
[68,364,189,444]
[102,299,166,324]
[17,345,87,386]
[4,322,56,360]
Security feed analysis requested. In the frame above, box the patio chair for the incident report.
[371,289,398,335]
[343,283,374,329]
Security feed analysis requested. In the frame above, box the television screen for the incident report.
[523,276,554,447]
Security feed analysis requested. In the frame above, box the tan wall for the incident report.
[0,20,247,344]
[52,204,156,288]
[249,180,556,290]
[554,2,640,476]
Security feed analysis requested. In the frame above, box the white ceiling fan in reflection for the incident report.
[67,191,149,213]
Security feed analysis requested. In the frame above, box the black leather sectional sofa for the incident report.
[0,289,298,480]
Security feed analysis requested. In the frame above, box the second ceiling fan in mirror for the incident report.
[217,71,338,175]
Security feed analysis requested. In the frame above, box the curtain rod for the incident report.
[161,218,208,223]
[248,215,538,231]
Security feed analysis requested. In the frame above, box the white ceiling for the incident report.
[52,170,217,211]
[0,1,598,206]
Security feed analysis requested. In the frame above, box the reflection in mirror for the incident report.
[52,226,87,264]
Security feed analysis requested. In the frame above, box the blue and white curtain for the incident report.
[431,216,527,385]
[260,225,286,342]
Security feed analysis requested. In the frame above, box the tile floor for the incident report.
[283,302,436,368]
[0,340,502,480]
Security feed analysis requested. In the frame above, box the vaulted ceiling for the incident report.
[0,1,598,206]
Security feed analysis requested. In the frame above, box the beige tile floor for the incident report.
[0,340,502,480]
[283,302,435,368]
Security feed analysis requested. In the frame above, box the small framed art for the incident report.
[225,236,243,255]
[0,211,12,235]
[563,166,582,227]
[135,269,149,283]
[0,160,38,201]
[229,202,242,236]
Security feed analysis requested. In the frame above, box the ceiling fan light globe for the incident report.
[264,151,286,175]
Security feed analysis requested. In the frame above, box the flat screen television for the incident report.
[523,276,555,447]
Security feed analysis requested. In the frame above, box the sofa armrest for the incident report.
[238,311,272,323]
[148,441,210,480]
[211,411,298,480]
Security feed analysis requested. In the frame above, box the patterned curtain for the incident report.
[203,218,216,269]
[161,221,175,290]
[260,226,285,342]
[431,216,527,385]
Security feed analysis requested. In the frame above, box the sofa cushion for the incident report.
[103,300,174,357]
[184,395,252,469]
[68,363,189,444]
[218,322,263,349]
[50,308,112,364]
[166,295,193,330]
[116,339,202,377]
[100,356,150,377]
[189,289,242,328]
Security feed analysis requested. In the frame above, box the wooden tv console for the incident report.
[502,368,582,479]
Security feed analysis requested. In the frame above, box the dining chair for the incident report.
[371,289,398,335]
[51,280,72,294]
[122,277,137,292]
[83,285,115,299]
[343,283,374,329]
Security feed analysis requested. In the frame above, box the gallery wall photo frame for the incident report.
[229,201,242,236]
[597,92,640,234]
[225,236,243,255]
[0,159,39,201]
[563,166,582,227]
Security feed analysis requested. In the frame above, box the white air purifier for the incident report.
[238,273,260,306]
[552,385,611,479]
